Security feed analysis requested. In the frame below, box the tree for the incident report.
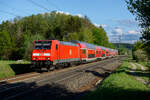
[126,0,150,42]
[23,33,45,60]
[92,27,110,47]
[126,0,150,28]
[132,41,143,51]
[132,41,143,60]
[0,30,12,59]
[126,0,150,59]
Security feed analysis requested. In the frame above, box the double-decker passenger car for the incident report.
[72,41,97,62]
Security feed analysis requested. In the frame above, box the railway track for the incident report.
[0,56,126,100]
[0,72,40,85]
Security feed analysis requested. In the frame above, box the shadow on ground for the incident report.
[85,70,110,77]
[84,85,150,100]
[126,71,150,78]
[9,64,33,74]
[0,81,82,100]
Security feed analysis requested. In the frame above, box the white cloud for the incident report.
[76,14,84,18]
[112,19,139,28]
[100,24,107,28]
[127,30,140,35]
[93,23,107,28]
[56,11,84,18]
[94,23,100,27]
[113,27,123,35]
[56,11,71,15]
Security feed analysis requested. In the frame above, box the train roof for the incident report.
[72,41,111,50]
[96,46,106,50]
[35,40,118,51]
[72,41,96,49]
[59,41,78,46]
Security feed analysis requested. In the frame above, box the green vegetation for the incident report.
[0,12,114,60]
[134,49,148,62]
[146,62,150,68]
[83,61,150,100]
[0,61,31,79]
[126,0,150,60]
[132,41,149,62]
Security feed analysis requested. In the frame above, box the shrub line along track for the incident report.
[0,56,125,100]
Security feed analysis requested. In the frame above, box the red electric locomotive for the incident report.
[31,40,80,70]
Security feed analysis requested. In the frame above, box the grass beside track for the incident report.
[0,60,31,79]
[83,61,150,100]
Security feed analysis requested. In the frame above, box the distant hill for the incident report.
[112,43,133,55]
[113,43,133,50]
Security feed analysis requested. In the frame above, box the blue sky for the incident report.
[0,0,141,44]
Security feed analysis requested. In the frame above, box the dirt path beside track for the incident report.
[130,62,149,84]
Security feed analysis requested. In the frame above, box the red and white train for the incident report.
[31,40,118,70]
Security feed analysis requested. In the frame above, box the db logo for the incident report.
[39,53,43,56]
[69,49,72,55]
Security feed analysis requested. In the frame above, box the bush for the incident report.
[146,62,150,68]
[133,49,148,62]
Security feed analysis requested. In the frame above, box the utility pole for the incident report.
[118,34,122,49]
[118,31,123,55]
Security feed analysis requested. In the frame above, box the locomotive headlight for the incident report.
[44,53,50,56]
[33,53,39,56]
[33,57,36,60]
[45,57,50,60]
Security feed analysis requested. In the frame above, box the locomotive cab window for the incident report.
[34,41,51,50]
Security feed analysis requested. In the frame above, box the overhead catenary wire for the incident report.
[0,0,61,21]
[0,9,19,17]
[0,1,29,15]
[46,0,62,11]
[26,0,51,12]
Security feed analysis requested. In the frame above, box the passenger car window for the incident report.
[96,51,99,54]
[82,49,86,54]
[56,44,58,50]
